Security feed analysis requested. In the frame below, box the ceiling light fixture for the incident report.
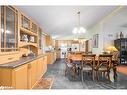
[72,11,86,35]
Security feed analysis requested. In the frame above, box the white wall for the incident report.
[103,7,127,50]
[86,6,126,55]
[87,23,104,55]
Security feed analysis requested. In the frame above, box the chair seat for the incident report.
[98,67,107,71]
[82,66,92,71]
[66,63,73,68]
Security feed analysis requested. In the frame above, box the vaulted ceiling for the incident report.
[17,6,118,40]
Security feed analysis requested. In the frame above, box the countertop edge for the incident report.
[0,54,47,69]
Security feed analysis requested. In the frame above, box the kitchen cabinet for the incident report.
[28,60,37,89]
[43,56,47,74]
[37,56,47,81]
[46,35,52,46]
[46,52,56,64]
[21,14,30,30]
[0,55,47,89]
[0,64,28,89]
[27,56,47,89]
[12,64,28,89]
[37,57,43,80]
[31,22,37,33]
[0,5,48,89]
[0,6,18,52]
[38,27,42,49]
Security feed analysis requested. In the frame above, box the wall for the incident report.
[86,22,103,55]
[86,6,125,55]
[103,7,127,50]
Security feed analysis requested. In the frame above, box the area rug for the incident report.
[33,78,54,89]
[117,66,127,75]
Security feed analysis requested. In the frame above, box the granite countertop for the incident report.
[0,54,47,69]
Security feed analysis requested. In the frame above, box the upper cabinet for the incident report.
[46,35,52,46]
[19,12,39,49]
[31,22,37,33]
[38,27,42,49]
[0,6,44,55]
[0,6,18,52]
[20,14,38,36]
[21,14,30,30]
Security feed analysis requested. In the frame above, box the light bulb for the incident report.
[72,27,78,34]
[79,27,86,33]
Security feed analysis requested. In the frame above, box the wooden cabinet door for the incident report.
[12,64,28,89]
[30,60,37,88]
[43,56,47,75]
[21,14,30,30]
[27,60,37,89]
[0,6,18,52]
[37,57,43,80]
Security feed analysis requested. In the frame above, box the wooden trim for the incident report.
[17,10,20,49]
[4,6,6,51]
[0,51,19,56]
[1,47,18,49]
[14,8,16,51]
[0,6,1,52]
[19,41,38,48]
[20,27,37,36]
[8,6,16,12]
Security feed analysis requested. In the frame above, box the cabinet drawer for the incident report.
[0,54,19,64]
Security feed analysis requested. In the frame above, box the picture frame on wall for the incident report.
[92,34,99,48]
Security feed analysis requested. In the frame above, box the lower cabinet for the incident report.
[43,56,47,74]
[0,55,47,89]
[28,60,38,89]
[12,64,28,89]
[37,56,47,81]
[28,56,47,89]
[37,57,43,81]
[47,52,56,64]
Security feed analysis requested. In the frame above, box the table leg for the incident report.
[113,66,117,81]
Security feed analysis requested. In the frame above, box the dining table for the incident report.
[68,53,118,82]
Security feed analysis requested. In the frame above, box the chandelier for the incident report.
[72,11,86,34]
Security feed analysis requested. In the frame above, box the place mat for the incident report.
[117,66,127,75]
[33,78,54,89]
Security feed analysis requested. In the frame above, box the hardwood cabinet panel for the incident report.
[21,15,30,30]
[46,36,52,46]
[37,57,43,80]
[0,53,19,64]
[0,6,18,52]
[38,27,42,49]
[31,22,37,33]
[12,64,28,89]
[0,68,12,86]
[28,60,37,88]
[43,56,47,74]
[0,56,48,89]
[1,6,4,49]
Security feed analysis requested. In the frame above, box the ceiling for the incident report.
[17,6,118,40]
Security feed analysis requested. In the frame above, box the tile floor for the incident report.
[44,59,127,89]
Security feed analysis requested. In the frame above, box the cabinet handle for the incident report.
[28,64,31,69]
[8,57,14,60]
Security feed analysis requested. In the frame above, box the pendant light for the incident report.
[72,11,86,35]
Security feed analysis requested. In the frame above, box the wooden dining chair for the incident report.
[65,59,74,75]
[81,54,96,82]
[71,53,83,78]
[95,54,113,82]
[111,51,119,80]
[65,53,77,79]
